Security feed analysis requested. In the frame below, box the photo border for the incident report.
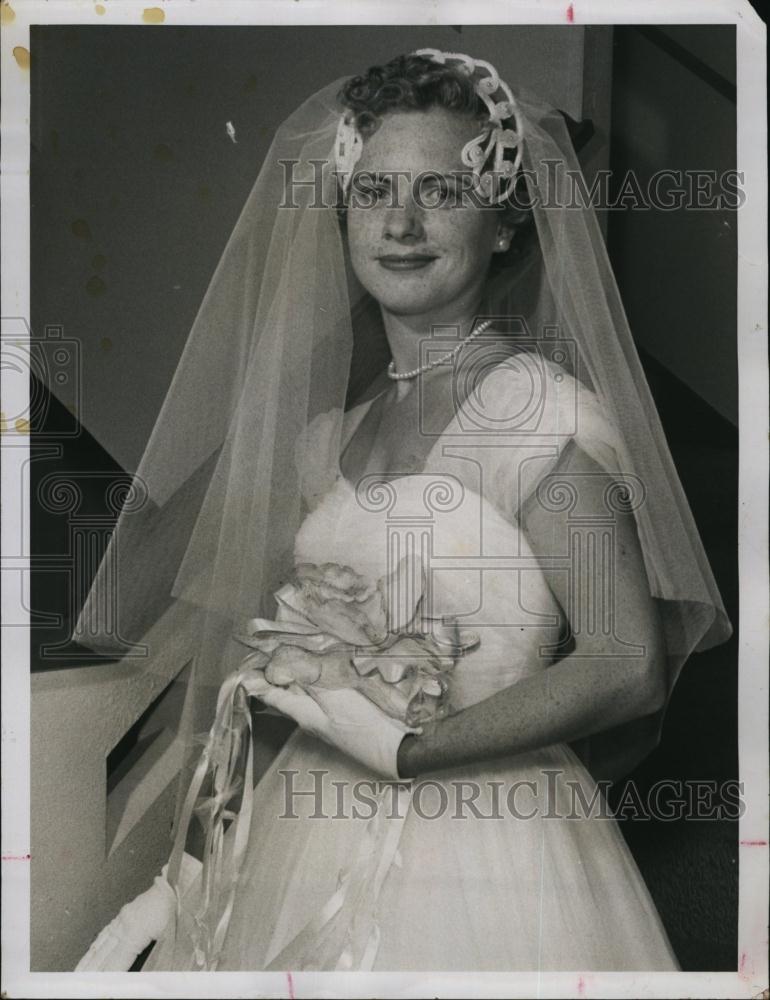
[1,1,767,997]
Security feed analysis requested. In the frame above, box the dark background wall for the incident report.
[605,25,739,972]
[609,26,738,426]
[29,24,738,971]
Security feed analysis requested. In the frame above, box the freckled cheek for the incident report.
[433,213,494,267]
[436,239,492,286]
[346,214,381,275]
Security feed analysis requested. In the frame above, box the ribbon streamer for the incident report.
[167,666,261,970]
[265,783,413,971]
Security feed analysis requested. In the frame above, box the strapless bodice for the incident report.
[293,358,622,711]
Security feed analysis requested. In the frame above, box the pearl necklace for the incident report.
[387,318,495,381]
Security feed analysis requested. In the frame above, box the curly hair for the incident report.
[339,53,488,136]
[337,53,535,272]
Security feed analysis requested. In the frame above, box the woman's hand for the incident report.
[256,682,420,779]
[75,853,202,971]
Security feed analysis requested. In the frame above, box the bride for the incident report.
[76,48,731,973]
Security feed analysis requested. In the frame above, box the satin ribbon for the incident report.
[169,663,413,972]
[167,665,260,970]
[265,782,413,972]
[166,563,472,969]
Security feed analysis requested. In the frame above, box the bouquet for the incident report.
[162,556,479,971]
[233,558,479,727]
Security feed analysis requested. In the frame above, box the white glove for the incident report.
[75,851,202,971]
[253,679,419,780]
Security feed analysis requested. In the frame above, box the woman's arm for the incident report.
[397,443,667,778]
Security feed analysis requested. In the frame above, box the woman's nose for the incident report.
[382,197,425,241]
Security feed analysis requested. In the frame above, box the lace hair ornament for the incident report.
[334,48,525,205]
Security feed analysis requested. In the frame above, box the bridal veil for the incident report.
[73,50,732,866]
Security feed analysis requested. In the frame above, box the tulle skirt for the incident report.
[145,730,679,972]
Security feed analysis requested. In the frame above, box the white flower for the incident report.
[234,556,480,726]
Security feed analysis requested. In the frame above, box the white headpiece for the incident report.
[334,48,525,204]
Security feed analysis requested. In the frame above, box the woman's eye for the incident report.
[418,178,454,206]
[350,174,392,205]
[364,178,392,203]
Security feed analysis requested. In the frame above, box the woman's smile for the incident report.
[376,252,439,271]
[346,108,507,318]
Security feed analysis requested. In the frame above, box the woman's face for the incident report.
[346,107,509,321]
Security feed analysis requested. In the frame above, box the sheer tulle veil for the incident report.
[74,50,731,888]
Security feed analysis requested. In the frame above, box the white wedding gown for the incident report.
[144,361,679,972]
